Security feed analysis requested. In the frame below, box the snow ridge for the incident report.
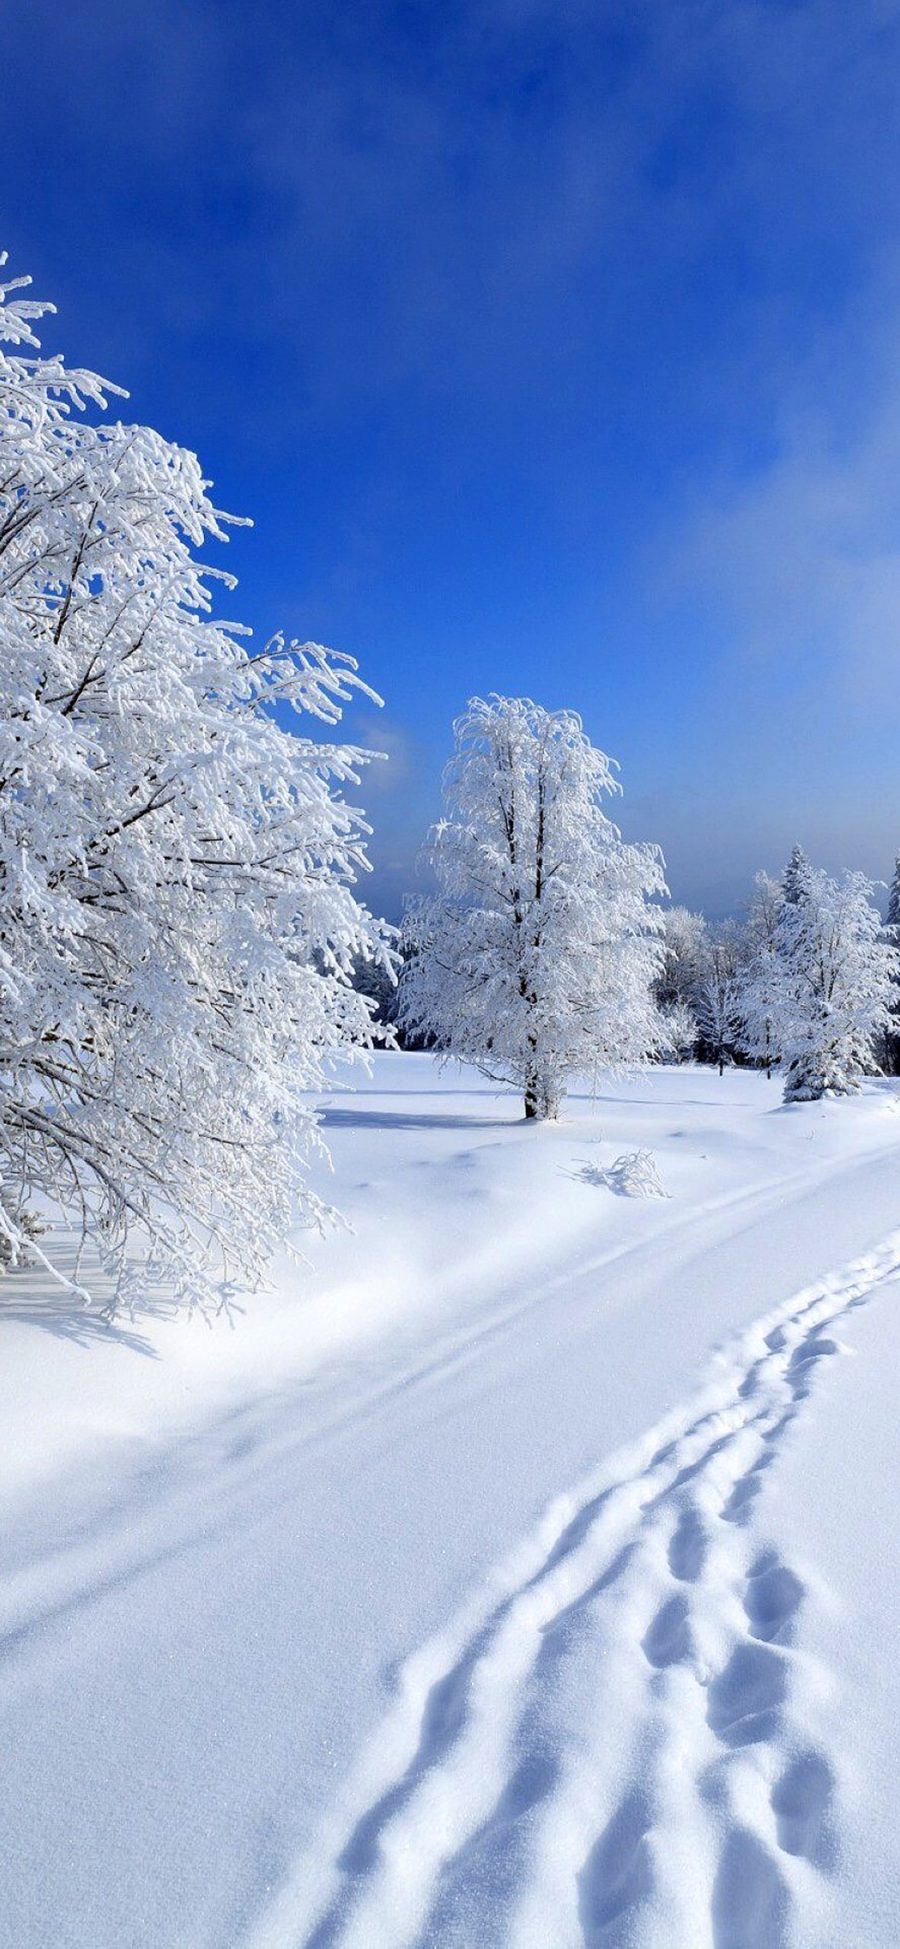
[243,1232,900,1949]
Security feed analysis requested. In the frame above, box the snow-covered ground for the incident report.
[1,1055,899,1948]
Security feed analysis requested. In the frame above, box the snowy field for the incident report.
[2,1053,900,1948]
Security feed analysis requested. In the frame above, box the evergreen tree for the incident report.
[880,855,900,1074]
[887,856,900,930]
[694,924,743,1076]
[762,869,900,1101]
[782,844,812,905]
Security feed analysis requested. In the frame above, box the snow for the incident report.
[1,1055,899,1946]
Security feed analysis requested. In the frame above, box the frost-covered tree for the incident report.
[694,924,743,1076]
[660,997,700,1062]
[657,907,708,1006]
[738,871,783,1078]
[782,843,812,905]
[399,696,667,1119]
[887,855,900,931]
[878,854,900,1075]
[350,945,398,1045]
[760,868,899,1101]
[0,257,390,1312]
[654,906,708,1060]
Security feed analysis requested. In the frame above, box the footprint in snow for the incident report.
[743,1552,805,1645]
[706,1640,787,1747]
[771,1748,836,1869]
[667,1501,708,1582]
[641,1591,693,1669]
[577,1784,656,1947]
[711,1826,790,1949]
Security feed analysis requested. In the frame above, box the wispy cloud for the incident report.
[658,254,900,717]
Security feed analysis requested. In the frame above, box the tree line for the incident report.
[656,846,900,1095]
[357,709,900,1118]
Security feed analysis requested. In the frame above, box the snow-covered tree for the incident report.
[654,906,708,1060]
[887,855,900,931]
[761,867,899,1101]
[657,907,708,1007]
[659,997,699,1062]
[737,871,783,1078]
[782,843,812,905]
[0,257,390,1313]
[350,945,398,1045]
[878,853,900,1075]
[399,695,667,1119]
[694,924,743,1075]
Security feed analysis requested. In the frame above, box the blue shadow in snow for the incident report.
[319,1109,516,1132]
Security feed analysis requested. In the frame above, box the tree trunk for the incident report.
[524,1073,561,1120]
[539,1080,561,1120]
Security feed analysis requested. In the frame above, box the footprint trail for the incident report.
[242,1233,900,1949]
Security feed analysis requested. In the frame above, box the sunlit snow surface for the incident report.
[1,1055,899,1947]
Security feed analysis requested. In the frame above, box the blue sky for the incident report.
[4,0,900,916]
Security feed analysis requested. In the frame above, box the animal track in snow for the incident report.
[240,1234,900,1949]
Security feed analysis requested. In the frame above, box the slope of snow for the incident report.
[0,1056,899,1947]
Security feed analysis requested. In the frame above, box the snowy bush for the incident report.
[0,257,391,1313]
[399,695,667,1119]
[603,1150,668,1198]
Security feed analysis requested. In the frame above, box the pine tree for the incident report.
[782,844,813,905]
[881,854,900,1074]
[694,924,743,1076]
[399,696,667,1119]
[887,856,900,930]
[768,868,899,1101]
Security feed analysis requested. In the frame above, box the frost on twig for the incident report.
[578,1150,668,1198]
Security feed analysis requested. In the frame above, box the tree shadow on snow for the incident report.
[0,1283,160,1356]
[320,1108,517,1132]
